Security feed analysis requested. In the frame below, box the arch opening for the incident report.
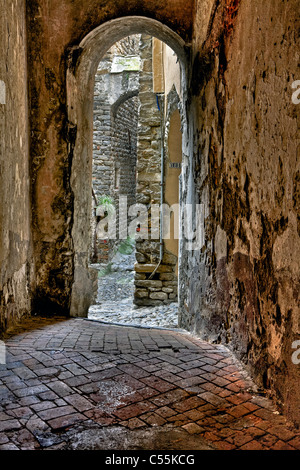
[66,17,190,320]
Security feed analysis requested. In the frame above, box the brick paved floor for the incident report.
[0,317,299,450]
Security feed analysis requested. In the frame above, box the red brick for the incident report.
[218,389,232,398]
[226,383,242,393]
[127,418,146,429]
[150,389,190,406]
[38,405,76,421]
[155,406,177,418]
[0,419,22,432]
[216,427,235,438]
[116,374,146,389]
[173,396,205,413]
[244,426,266,439]
[212,377,231,387]
[140,412,166,426]
[214,441,236,450]
[47,413,86,430]
[227,404,251,418]
[118,364,149,379]
[64,394,94,412]
[167,413,190,425]
[288,436,300,450]
[10,407,34,419]
[183,423,205,434]
[113,401,156,420]
[197,416,218,427]
[184,409,205,421]
[243,402,260,412]
[257,433,278,448]
[226,431,254,447]
[141,376,176,392]
[268,439,295,450]
[198,391,226,406]
[178,368,202,379]
[267,424,298,441]
[84,409,117,426]
[176,376,206,388]
[203,431,220,441]
[226,395,246,405]
[138,386,160,399]
[239,440,265,450]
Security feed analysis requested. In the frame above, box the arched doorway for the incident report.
[66,17,190,318]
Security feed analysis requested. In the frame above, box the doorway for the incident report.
[88,33,183,329]
[66,17,189,322]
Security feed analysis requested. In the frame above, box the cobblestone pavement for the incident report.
[88,252,179,329]
[0,316,300,450]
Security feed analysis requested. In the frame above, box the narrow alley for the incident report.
[1,0,299,455]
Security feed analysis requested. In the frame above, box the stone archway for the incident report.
[66,17,190,317]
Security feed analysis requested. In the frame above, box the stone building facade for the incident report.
[91,36,140,263]
[90,34,182,306]
[134,36,182,306]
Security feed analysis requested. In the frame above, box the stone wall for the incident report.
[179,0,300,427]
[0,0,33,334]
[134,35,179,306]
[91,34,182,310]
[112,95,139,209]
[92,36,140,201]
[91,33,182,307]
[91,36,140,263]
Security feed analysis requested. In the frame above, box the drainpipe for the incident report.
[149,93,164,280]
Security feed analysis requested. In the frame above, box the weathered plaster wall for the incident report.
[161,45,184,280]
[0,0,33,334]
[180,0,300,426]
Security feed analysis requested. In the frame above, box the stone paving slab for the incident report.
[0,316,299,450]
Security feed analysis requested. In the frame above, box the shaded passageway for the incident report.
[1,0,299,442]
[0,318,299,450]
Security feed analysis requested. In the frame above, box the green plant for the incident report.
[97,195,115,216]
[118,236,135,255]
[98,263,112,277]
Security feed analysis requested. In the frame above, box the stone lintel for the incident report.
[134,263,173,273]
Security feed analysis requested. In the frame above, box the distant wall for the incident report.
[91,37,140,263]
